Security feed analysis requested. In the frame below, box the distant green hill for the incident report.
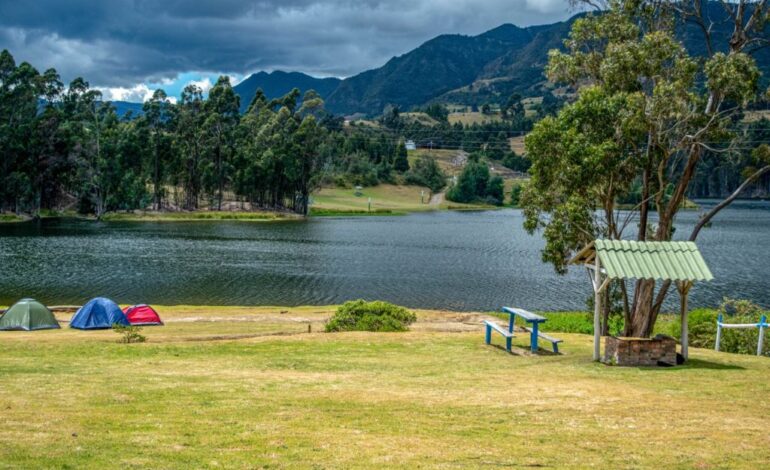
[233,71,341,113]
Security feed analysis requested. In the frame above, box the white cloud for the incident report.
[525,0,569,14]
[97,84,155,103]
[1,0,574,87]
[186,77,213,94]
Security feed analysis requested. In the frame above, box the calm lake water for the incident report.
[1,201,769,311]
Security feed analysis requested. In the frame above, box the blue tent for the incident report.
[70,297,129,330]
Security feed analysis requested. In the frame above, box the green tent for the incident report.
[0,298,60,331]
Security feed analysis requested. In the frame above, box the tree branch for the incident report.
[689,164,770,241]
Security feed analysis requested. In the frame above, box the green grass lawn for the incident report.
[1,306,769,468]
[311,184,492,215]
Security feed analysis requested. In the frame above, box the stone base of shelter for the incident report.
[603,335,677,367]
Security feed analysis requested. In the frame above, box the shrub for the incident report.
[510,182,524,206]
[446,154,503,205]
[113,323,146,344]
[670,299,768,356]
[405,156,447,192]
[325,300,417,332]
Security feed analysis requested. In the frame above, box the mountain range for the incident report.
[114,3,770,119]
[228,18,574,117]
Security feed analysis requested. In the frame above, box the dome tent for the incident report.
[123,304,163,326]
[0,298,60,331]
[70,297,129,330]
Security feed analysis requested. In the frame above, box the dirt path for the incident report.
[429,192,445,206]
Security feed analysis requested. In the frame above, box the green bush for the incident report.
[405,156,447,192]
[325,300,417,332]
[670,299,768,356]
[113,323,146,344]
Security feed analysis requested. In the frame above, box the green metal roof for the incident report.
[594,239,714,282]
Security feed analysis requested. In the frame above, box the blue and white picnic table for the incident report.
[483,307,562,354]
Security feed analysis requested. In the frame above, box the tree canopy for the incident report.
[523,0,770,337]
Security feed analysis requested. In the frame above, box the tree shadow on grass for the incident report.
[486,342,560,357]
[679,358,745,370]
[634,358,745,371]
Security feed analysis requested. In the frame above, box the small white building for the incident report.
[405,140,417,151]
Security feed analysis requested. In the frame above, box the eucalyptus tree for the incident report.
[62,78,118,219]
[142,89,173,210]
[0,51,60,213]
[523,0,770,337]
[203,76,240,210]
[290,114,326,215]
[174,84,206,209]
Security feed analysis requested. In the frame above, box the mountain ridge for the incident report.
[233,70,341,113]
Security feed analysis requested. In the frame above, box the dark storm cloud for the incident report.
[0,0,572,87]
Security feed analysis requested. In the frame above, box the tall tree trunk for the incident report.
[626,279,656,337]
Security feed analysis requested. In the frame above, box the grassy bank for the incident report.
[311,184,493,215]
[1,305,769,468]
[0,213,26,223]
[101,211,300,222]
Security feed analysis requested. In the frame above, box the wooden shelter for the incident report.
[571,240,714,361]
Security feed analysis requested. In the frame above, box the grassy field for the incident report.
[1,306,769,468]
[311,184,492,214]
[448,111,502,125]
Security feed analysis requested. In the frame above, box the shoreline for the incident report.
[1,205,504,224]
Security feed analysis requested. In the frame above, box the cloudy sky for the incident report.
[0,0,573,102]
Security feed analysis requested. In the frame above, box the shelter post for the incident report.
[677,281,693,360]
[593,255,602,361]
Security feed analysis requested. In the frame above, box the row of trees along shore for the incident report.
[0,50,332,217]
[0,46,538,217]
[523,0,770,338]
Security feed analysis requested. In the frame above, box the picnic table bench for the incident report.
[484,307,563,353]
[484,320,513,351]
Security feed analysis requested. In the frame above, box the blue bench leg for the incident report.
[531,322,539,353]
[485,324,491,345]
[506,336,512,352]
[552,342,559,354]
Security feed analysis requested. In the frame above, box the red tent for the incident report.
[122,305,163,326]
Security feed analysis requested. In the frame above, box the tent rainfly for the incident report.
[570,240,714,361]
[0,298,60,331]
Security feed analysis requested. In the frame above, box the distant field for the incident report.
[401,112,439,126]
[509,135,526,154]
[448,111,502,125]
[311,184,493,214]
[312,184,433,214]
[409,148,466,177]
[1,306,769,468]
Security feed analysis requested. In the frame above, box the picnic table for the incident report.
[483,307,562,353]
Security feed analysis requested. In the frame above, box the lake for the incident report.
[1,201,769,311]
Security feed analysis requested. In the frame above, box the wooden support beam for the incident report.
[676,280,693,360]
[593,256,602,361]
